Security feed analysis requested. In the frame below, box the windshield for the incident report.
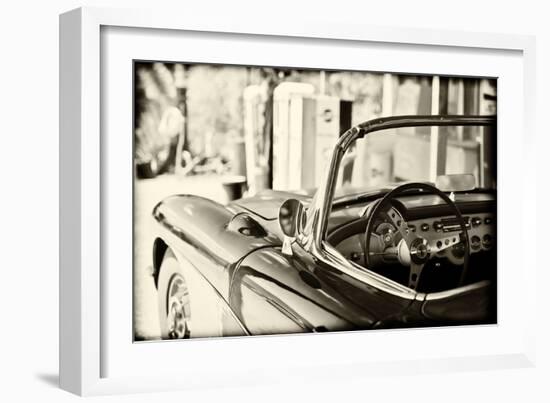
[334,123,496,198]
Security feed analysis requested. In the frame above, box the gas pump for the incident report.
[272,82,352,191]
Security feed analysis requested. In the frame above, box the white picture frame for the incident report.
[60,6,537,396]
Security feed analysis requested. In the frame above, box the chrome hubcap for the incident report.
[166,274,190,339]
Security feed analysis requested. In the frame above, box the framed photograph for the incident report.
[60,7,536,396]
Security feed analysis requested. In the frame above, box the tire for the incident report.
[136,157,159,179]
[157,249,191,339]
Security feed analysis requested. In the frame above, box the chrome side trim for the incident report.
[424,280,492,301]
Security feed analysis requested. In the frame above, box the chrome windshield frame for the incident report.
[305,114,497,250]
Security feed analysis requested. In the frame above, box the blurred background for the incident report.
[133,61,496,340]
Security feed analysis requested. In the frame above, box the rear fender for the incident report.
[153,194,282,298]
[167,247,248,338]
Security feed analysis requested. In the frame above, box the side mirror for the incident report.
[278,199,304,238]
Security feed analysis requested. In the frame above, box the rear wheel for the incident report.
[157,249,191,339]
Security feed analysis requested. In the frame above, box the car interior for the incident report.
[326,189,496,294]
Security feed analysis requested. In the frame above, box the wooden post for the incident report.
[478,79,497,188]
[382,73,394,117]
[319,70,326,95]
[456,79,465,141]
[175,87,187,174]
[429,76,447,181]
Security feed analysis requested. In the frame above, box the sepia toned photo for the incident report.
[133,61,497,341]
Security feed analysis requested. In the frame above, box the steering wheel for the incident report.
[364,182,470,291]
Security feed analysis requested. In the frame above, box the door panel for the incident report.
[422,281,496,323]
[229,245,412,335]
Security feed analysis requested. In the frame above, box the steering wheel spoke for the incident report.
[408,262,425,290]
[382,205,415,246]
[364,182,470,291]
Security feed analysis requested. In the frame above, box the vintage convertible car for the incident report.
[150,115,496,339]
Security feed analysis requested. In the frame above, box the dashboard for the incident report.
[329,193,496,268]
[405,212,495,265]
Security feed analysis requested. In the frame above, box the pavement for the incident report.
[133,173,228,340]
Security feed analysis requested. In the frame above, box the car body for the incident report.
[149,115,497,339]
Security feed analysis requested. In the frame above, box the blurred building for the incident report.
[250,73,496,193]
[134,62,496,192]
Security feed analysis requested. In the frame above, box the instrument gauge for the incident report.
[471,235,481,251]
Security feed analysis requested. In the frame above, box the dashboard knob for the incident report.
[421,223,430,232]
[472,217,482,227]
[482,234,493,248]
[484,217,492,225]
[433,221,444,231]
[452,243,465,258]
